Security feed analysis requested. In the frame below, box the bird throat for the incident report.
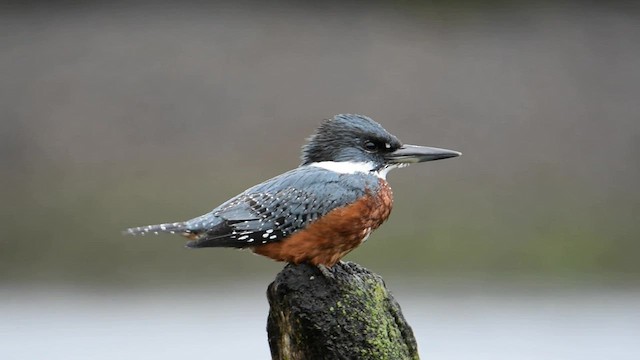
[309,161,407,180]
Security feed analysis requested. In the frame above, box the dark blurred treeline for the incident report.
[1,1,638,286]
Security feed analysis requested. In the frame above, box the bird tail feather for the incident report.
[124,222,188,236]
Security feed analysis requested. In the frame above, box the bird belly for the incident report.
[252,180,393,267]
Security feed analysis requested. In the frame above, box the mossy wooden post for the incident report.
[267,261,419,360]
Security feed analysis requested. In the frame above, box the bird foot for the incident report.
[316,264,335,279]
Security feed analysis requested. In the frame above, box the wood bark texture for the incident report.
[267,261,419,360]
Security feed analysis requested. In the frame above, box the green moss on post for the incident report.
[267,261,419,360]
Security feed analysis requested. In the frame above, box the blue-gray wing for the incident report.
[184,166,379,248]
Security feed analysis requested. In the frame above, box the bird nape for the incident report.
[125,114,460,268]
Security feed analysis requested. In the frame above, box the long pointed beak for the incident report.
[386,144,461,164]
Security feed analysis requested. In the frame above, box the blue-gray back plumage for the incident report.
[126,165,382,248]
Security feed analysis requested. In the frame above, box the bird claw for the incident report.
[316,264,335,279]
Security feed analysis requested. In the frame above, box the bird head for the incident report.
[301,114,460,178]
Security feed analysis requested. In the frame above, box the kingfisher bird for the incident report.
[125,114,460,268]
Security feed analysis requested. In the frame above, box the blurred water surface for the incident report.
[2,284,639,360]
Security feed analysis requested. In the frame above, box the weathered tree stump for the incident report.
[267,261,419,360]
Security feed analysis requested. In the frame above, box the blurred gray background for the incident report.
[1,1,639,359]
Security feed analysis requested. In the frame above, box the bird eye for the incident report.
[364,140,378,152]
